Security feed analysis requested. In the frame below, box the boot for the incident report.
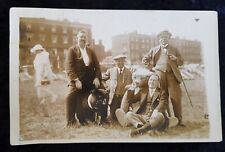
[130,122,152,137]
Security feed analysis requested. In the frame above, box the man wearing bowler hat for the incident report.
[142,30,184,126]
[102,54,132,122]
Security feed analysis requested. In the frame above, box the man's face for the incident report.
[77,32,86,48]
[148,75,159,89]
[132,75,148,88]
[115,59,125,69]
[159,36,169,47]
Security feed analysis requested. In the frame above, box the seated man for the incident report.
[116,73,178,137]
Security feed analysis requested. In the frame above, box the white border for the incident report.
[10,8,222,145]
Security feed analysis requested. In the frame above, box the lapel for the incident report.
[151,88,160,103]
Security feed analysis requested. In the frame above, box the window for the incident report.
[25,33,34,42]
[51,35,57,43]
[39,34,46,41]
[63,27,67,34]
[63,36,68,44]
[26,24,31,30]
[51,27,57,33]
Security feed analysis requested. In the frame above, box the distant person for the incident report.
[142,30,184,126]
[102,54,132,122]
[65,30,102,126]
[30,44,57,116]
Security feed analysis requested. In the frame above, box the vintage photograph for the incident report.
[10,8,222,144]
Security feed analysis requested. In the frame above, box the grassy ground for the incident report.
[19,78,209,141]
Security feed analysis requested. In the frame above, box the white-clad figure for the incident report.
[30,44,57,116]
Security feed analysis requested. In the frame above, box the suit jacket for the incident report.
[102,66,132,105]
[126,87,168,115]
[144,45,183,83]
[65,45,101,87]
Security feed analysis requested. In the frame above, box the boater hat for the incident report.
[113,54,127,60]
[30,44,45,53]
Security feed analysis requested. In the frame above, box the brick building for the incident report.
[112,31,202,64]
[19,17,92,71]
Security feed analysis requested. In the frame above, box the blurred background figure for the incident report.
[30,44,58,117]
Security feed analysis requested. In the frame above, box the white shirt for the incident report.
[79,47,90,66]
[117,67,124,74]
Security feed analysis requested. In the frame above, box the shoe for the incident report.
[168,116,179,128]
[129,123,152,137]
[177,121,186,127]
[115,109,127,127]
[137,123,143,128]
[130,129,141,137]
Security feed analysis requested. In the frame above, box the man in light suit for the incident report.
[65,30,101,126]
[142,30,184,126]
[102,54,132,122]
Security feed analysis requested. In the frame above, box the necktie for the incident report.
[119,68,123,75]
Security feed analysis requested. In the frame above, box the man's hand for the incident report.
[75,79,82,89]
[142,56,150,65]
[168,54,177,60]
[93,78,100,88]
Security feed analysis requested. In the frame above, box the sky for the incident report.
[14,8,216,50]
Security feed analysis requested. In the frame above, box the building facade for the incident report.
[19,17,92,71]
[112,31,202,63]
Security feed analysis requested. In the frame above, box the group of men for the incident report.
[31,29,184,137]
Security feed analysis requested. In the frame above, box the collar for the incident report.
[117,67,125,73]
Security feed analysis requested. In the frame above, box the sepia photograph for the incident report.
[10,8,221,144]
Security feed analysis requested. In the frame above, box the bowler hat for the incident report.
[157,30,172,39]
[30,44,45,53]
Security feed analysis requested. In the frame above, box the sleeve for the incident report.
[44,53,54,80]
[142,48,154,69]
[175,48,184,66]
[91,49,102,80]
[65,47,78,81]
[102,68,110,81]
[155,90,168,113]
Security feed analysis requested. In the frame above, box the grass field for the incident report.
[19,78,209,141]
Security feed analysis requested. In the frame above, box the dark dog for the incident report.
[76,89,109,125]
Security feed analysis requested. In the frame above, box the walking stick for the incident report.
[181,78,194,108]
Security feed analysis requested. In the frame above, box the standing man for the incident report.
[102,54,132,122]
[142,30,184,126]
[65,30,101,127]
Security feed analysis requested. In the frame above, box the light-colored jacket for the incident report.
[33,50,54,87]
[102,66,132,105]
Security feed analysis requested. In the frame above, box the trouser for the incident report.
[126,111,167,131]
[110,95,123,121]
[155,70,182,122]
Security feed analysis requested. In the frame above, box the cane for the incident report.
[181,78,194,108]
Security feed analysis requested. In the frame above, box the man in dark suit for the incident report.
[142,30,184,126]
[65,30,101,126]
